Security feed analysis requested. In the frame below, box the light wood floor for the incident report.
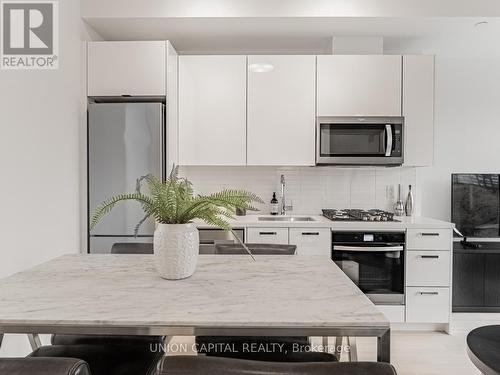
[354,332,479,375]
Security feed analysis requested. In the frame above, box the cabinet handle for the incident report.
[259,232,277,236]
[420,255,439,259]
[419,291,439,295]
[302,232,319,236]
[420,232,440,236]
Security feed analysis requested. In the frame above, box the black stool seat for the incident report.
[467,325,500,375]
[157,356,397,375]
[196,335,336,362]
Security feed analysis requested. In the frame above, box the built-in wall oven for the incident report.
[332,231,405,305]
[316,117,404,166]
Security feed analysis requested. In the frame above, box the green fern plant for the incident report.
[90,166,263,235]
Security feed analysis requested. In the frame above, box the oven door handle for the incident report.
[334,245,403,252]
[385,124,393,157]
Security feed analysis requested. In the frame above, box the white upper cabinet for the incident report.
[88,41,166,96]
[247,55,316,166]
[179,56,247,166]
[403,55,435,167]
[317,55,402,117]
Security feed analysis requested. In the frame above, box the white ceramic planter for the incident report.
[154,223,199,280]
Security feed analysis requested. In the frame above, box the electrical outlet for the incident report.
[386,185,395,200]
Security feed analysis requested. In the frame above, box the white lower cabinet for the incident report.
[406,251,451,287]
[406,287,450,323]
[246,227,330,255]
[406,228,451,251]
[246,228,289,244]
[289,228,331,257]
[376,305,405,323]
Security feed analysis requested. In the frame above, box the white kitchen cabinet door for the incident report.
[88,41,166,96]
[317,55,402,117]
[179,56,247,166]
[406,287,450,323]
[246,228,289,245]
[403,55,435,167]
[289,228,331,257]
[406,251,451,287]
[406,228,452,251]
[247,56,316,166]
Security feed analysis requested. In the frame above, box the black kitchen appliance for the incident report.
[452,174,500,238]
[332,231,405,305]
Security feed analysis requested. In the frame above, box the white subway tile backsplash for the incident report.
[180,166,417,215]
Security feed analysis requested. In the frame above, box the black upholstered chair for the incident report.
[157,356,398,375]
[110,242,153,254]
[28,334,165,375]
[197,243,336,362]
[20,238,161,374]
[214,243,297,255]
[0,358,91,375]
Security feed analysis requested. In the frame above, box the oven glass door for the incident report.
[319,124,390,157]
[333,244,404,304]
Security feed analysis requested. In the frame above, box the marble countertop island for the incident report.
[0,254,386,329]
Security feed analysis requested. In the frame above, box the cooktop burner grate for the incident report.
[322,209,398,222]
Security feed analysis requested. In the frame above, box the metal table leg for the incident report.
[335,337,343,360]
[0,333,4,349]
[27,334,42,351]
[377,329,391,363]
[322,336,329,352]
[347,337,358,362]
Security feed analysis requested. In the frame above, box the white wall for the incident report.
[386,32,500,221]
[181,166,416,215]
[0,0,82,357]
[418,59,500,221]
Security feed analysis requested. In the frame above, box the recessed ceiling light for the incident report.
[474,21,489,28]
[249,63,274,73]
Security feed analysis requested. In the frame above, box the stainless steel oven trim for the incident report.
[334,245,404,252]
[316,116,404,166]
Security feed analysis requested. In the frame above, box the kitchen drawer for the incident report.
[406,251,451,287]
[406,287,450,323]
[406,228,451,251]
[289,228,331,257]
[246,228,289,245]
[376,305,405,323]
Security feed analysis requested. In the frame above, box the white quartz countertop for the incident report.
[0,254,388,332]
[195,215,454,230]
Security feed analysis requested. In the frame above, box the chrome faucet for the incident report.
[280,174,292,215]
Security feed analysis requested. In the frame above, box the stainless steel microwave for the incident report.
[316,117,404,166]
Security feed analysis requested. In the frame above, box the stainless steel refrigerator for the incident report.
[87,102,165,253]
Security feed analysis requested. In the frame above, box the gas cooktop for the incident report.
[322,209,398,222]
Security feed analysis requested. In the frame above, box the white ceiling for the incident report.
[84,17,500,54]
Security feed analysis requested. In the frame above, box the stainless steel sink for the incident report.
[258,216,316,222]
